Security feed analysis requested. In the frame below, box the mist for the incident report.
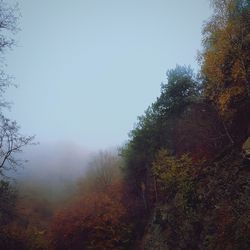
[13,141,94,202]
[1,0,249,249]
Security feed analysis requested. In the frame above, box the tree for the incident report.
[153,65,200,117]
[78,150,122,193]
[120,65,200,203]
[0,2,34,248]
[50,184,133,250]
[0,1,34,177]
[201,0,250,131]
[0,115,34,176]
[173,101,228,160]
[0,180,16,226]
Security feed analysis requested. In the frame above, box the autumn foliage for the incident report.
[1,1,250,249]
[49,182,134,250]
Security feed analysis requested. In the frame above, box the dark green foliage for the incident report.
[120,66,200,191]
[147,148,250,249]
[0,180,16,226]
[121,2,250,248]
[153,65,200,117]
[0,180,26,250]
[0,233,27,250]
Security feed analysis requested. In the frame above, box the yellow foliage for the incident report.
[202,11,249,120]
[232,59,245,82]
[218,85,245,113]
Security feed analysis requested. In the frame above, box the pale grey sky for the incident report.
[5,0,211,150]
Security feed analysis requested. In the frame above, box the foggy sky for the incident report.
[5,0,211,151]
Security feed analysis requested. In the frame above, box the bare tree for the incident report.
[78,150,122,192]
[89,150,121,188]
[0,1,34,177]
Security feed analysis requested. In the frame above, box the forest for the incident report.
[0,0,250,249]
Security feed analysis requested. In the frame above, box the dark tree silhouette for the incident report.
[0,1,34,177]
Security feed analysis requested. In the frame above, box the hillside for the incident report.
[1,0,250,249]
